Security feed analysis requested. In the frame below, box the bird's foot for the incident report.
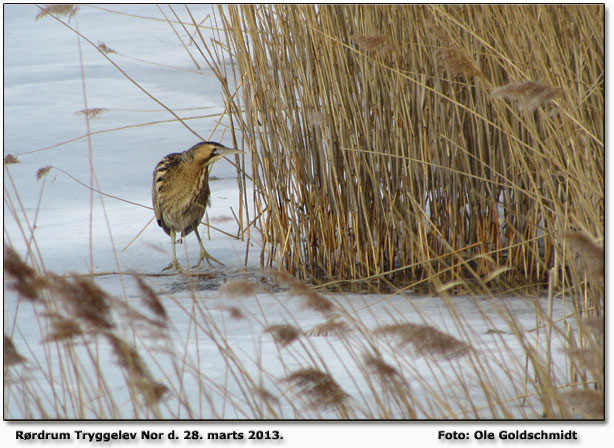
[162,260,183,273]
[192,249,224,269]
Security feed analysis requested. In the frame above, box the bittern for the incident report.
[152,141,242,272]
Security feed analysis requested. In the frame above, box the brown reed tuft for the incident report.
[4,335,26,367]
[561,390,603,419]
[294,287,334,314]
[351,33,392,54]
[134,277,167,323]
[97,42,116,54]
[4,154,19,164]
[436,47,483,79]
[564,347,602,374]
[364,354,399,378]
[579,317,604,341]
[43,314,83,342]
[306,319,350,337]
[35,4,79,21]
[52,275,114,331]
[563,231,604,282]
[219,279,261,298]
[74,108,108,119]
[107,334,168,406]
[269,270,334,313]
[224,306,245,319]
[375,323,472,359]
[36,166,52,182]
[4,247,47,301]
[284,368,349,412]
[490,81,563,111]
[265,324,301,347]
[252,387,279,404]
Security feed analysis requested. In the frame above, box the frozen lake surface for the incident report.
[2,5,601,442]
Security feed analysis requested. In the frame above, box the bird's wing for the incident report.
[152,153,181,223]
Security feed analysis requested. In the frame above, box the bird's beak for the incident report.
[216,147,243,157]
[208,146,244,165]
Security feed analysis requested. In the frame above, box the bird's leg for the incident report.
[162,229,183,273]
[192,227,224,268]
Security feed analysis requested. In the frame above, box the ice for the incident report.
[2,3,597,431]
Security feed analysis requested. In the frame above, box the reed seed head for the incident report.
[4,335,26,367]
[36,166,52,181]
[376,323,472,359]
[35,4,79,21]
[284,368,349,411]
[491,81,563,111]
[4,154,19,164]
[563,231,604,282]
[219,279,261,298]
[265,324,301,347]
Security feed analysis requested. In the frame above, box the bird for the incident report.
[152,141,243,272]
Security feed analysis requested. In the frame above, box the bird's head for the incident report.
[189,141,243,166]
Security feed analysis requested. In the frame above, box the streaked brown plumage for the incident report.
[152,141,242,272]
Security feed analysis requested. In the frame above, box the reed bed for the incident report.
[211,5,603,296]
[4,4,603,420]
